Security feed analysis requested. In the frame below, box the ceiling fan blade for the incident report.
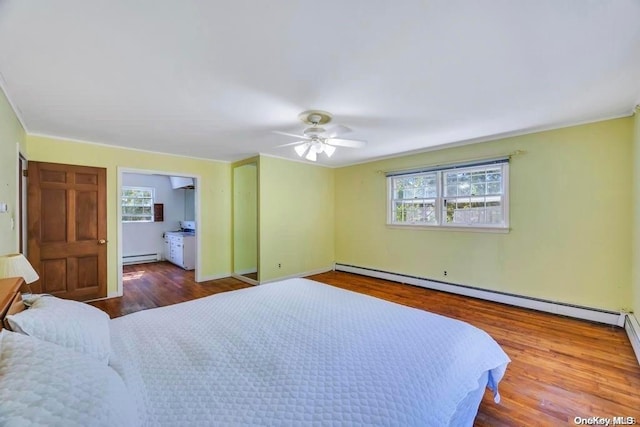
[276,140,308,148]
[273,130,310,139]
[326,138,367,148]
[326,124,352,138]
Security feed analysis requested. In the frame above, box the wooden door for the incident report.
[27,162,107,301]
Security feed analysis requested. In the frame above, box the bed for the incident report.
[0,277,510,426]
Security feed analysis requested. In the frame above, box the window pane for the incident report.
[392,173,437,200]
[444,171,472,196]
[471,171,485,183]
[487,171,501,182]
[444,197,503,225]
[486,182,501,194]
[393,200,436,224]
[470,183,486,196]
[122,186,154,222]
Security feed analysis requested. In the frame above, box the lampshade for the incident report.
[294,143,309,157]
[0,253,39,284]
[323,144,336,157]
[305,149,317,162]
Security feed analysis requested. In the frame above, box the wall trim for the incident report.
[336,111,635,168]
[106,291,122,299]
[625,314,640,365]
[0,72,29,132]
[335,263,621,326]
[260,266,335,285]
[232,274,259,286]
[28,132,230,164]
[234,269,258,276]
[198,272,232,282]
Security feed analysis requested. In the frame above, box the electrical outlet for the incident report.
[278,263,282,269]
[443,270,447,276]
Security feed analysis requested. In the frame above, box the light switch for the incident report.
[0,203,8,213]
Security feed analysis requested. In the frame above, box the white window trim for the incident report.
[122,186,155,223]
[386,161,509,231]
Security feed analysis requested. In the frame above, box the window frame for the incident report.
[386,160,509,232]
[121,186,155,223]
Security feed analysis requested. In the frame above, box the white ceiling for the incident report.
[1,0,639,167]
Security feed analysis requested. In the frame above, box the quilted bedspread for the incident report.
[109,278,510,426]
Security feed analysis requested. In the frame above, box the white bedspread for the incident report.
[109,278,509,426]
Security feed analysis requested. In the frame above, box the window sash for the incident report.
[122,186,154,222]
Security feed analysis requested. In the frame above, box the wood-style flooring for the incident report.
[90,262,640,426]
[90,262,252,318]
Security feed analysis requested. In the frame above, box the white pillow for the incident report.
[6,295,111,364]
[0,330,137,427]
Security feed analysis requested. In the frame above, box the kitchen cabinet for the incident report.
[165,232,195,270]
[163,236,171,262]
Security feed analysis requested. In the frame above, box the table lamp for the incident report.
[0,253,39,296]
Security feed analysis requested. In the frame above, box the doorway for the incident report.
[232,158,259,284]
[116,168,200,297]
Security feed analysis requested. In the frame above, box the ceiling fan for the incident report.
[275,110,367,161]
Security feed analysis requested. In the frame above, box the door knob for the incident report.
[98,239,107,245]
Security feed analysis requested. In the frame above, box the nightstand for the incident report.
[0,277,25,324]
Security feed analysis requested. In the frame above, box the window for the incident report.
[121,186,154,222]
[387,159,509,230]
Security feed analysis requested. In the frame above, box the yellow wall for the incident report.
[0,87,25,255]
[335,118,633,311]
[233,161,258,275]
[259,156,335,281]
[25,135,231,295]
[6,99,635,314]
[633,109,640,318]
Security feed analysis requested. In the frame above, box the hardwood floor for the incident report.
[310,271,640,426]
[89,262,252,318]
[91,263,640,426]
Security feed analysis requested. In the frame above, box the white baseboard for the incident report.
[197,272,231,282]
[261,266,335,285]
[232,274,259,286]
[335,264,621,326]
[625,314,640,365]
[234,268,258,276]
[122,253,161,265]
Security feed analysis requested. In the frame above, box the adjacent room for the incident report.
[0,1,639,426]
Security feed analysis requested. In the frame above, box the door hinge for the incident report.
[22,170,28,177]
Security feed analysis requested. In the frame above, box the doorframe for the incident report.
[18,153,28,254]
[16,143,27,254]
[116,167,202,297]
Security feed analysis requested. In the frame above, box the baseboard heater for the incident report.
[625,315,640,365]
[334,263,624,327]
[122,253,160,265]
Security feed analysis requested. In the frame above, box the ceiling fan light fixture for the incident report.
[276,110,367,162]
[324,144,336,157]
[312,140,324,154]
[294,143,309,157]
